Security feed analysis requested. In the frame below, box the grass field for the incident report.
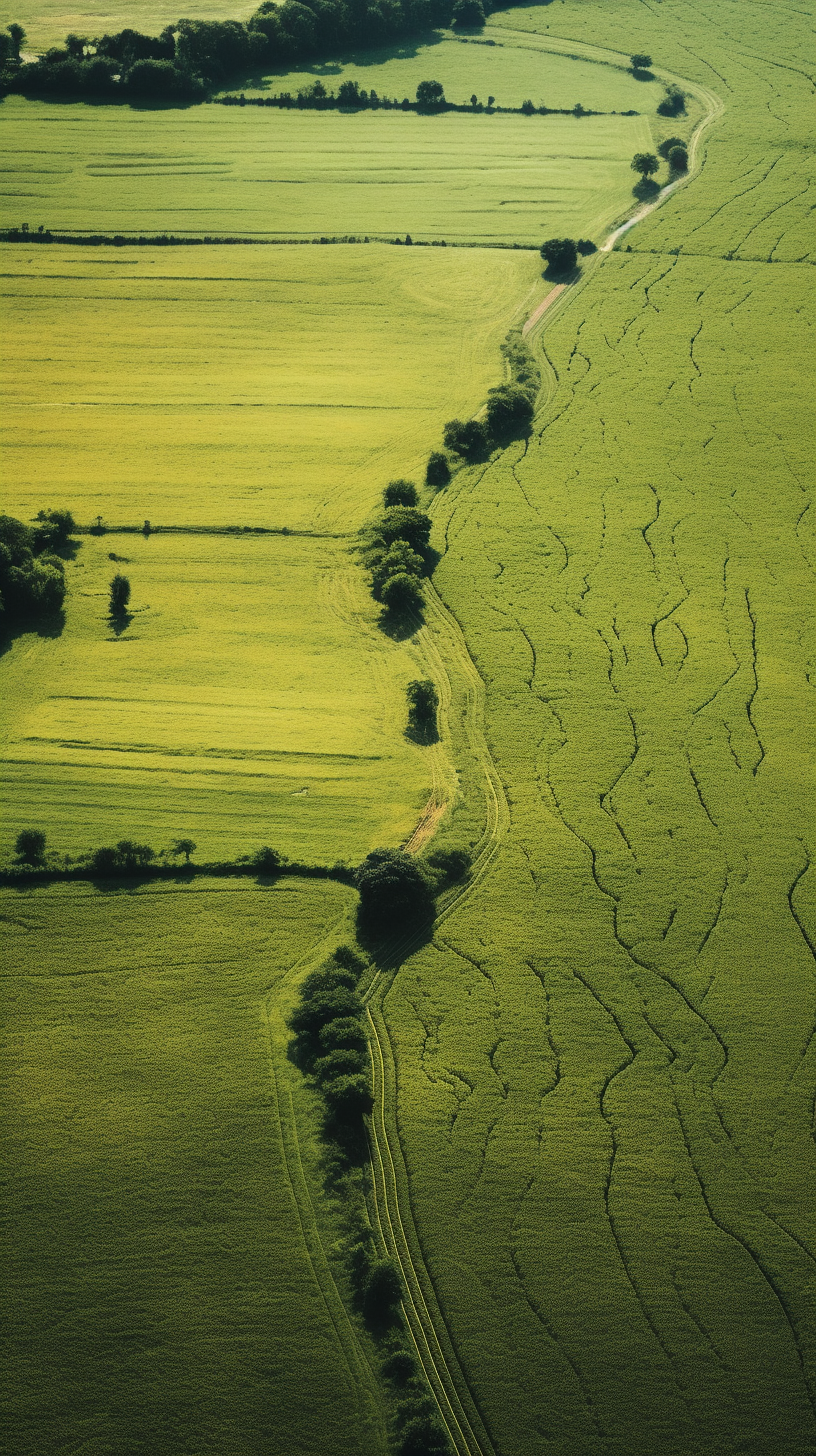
[0,94,654,244]
[0,243,539,528]
[0,875,387,1456]
[369,3,816,1455]
[243,29,665,113]
[0,530,450,863]
[0,0,255,51]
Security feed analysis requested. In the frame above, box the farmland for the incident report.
[375,1,816,1454]
[1,2,814,1455]
[0,0,255,51]
[0,94,654,245]
[0,243,538,527]
[0,875,385,1456]
[0,531,452,862]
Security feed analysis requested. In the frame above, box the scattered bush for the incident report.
[250,845,286,873]
[383,479,419,508]
[426,451,451,488]
[658,134,685,158]
[89,840,155,875]
[668,144,688,172]
[15,829,47,864]
[539,237,578,275]
[630,52,652,72]
[172,837,196,863]
[576,238,597,255]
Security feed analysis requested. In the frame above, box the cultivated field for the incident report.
[246,29,664,113]
[372,2,816,1454]
[0,94,654,244]
[0,530,449,862]
[0,0,255,51]
[0,876,386,1456]
[0,243,538,528]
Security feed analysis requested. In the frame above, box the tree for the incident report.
[15,828,46,864]
[631,152,660,177]
[0,512,66,626]
[521,99,535,115]
[416,79,445,110]
[338,78,363,107]
[426,451,450,487]
[383,478,418,508]
[124,58,202,98]
[172,837,196,863]
[380,572,424,616]
[7,22,25,58]
[451,0,485,25]
[363,1258,402,1324]
[355,848,435,932]
[90,840,155,874]
[539,237,578,275]
[371,541,424,601]
[321,1072,374,1122]
[373,506,432,552]
[425,845,471,885]
[406,678,438,740]
[630,52,652,71]
[657,83,686,116]
[576,238,597,255]
[668,144,688,172]
[250,845,285,873]
[442,418,489,459]
[484,383,535,439]
[33,509,75,551]
[109,573,131,615]
[382,1346,418,1385]
[658,134,685,158]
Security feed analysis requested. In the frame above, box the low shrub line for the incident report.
[0,226,538,251]
[217,89,632,118]
[0,852,356,888]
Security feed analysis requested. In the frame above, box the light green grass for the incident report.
[0,531,445,862]
[244,29,665,113]
[0,875,387,1456]
[0,0,255,51]
[0,94,653,243]
[0,243,538,528]
[374,4,816,1455]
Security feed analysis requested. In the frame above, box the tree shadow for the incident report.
[107,610,134,637]
[0,609,66,661]
[355,909,435,967]
[377,607,423,641]
[632,177,660,201]
[542,262,581,284]
[631,67,655,81]
[404,721,439,745]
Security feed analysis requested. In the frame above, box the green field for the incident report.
[0,875,386,1456]
[377,2,816,1454]
[0,94,654,244]
[0,243,538,528]
[0,0,255,51]
[0,531,451,862]
[244,28,665,113]
[2,3,814,1455]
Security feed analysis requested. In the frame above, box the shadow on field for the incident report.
[107,610,134,637]
[0,610,66,661]
[633,176,661,201]
[378,606,423,641]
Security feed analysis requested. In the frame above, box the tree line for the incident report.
[219,77,632,117]
[0,511,74,631]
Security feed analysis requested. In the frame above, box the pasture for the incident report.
[0,530,446,863]
[247,29,665,114]
[0,243,538,528]
[0,94,654,244]
[0,875,387,1456]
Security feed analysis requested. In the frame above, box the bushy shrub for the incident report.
[89,840,155,875]
[452,0,485,25]
[381,572,424,615]
[109,574,131,615]
[371,541,424,601]
[425,846,472,886]
[406,678,439,740]
[0,513,67,627]
[442,418,489,459]
[658,134,685,158]
[383,479,419,508]
[484,383,535,438]
[425,451,450,488]
[576,238,597,255]
[657,83,686,116]
[250,844,286,873]
[372,506,432,553]
[668,144,688,172]
[539,237,578,274]
[15,829,47,864]
[124,59,203,99]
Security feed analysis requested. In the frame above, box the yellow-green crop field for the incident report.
[0,0,254,51]
[0,94,654,244]
[0,243,538,527]
[245,28,665,114]
[0,876,390,1456]
[0,530,444,862]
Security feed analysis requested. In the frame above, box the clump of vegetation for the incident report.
[172,838,197,863]
[426,451,451,488]
[363,498,434,622]
[631,151,660,179]
[630,52,653,75]
[452,0,486,27]
[658,83,686,116]
[540,237,579,275]
[249,845,287,873]
[443,417,490,460]
[415,79,445,110]
[668,144,688,172]
[108,573,131,616]
[577,238,598,255]
[355,849,436,936]
[89,839,155,875]
[424,845,472,889]
[406,678,439,742]
[14,829,47,865]
[383,479,419,508]
[0,513,68,630]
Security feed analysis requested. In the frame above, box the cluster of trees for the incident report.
[442,327,541,462]
[0,511,73,629]
[355,844,470,938]
[658,82,686,117]
[659,134,688,171]
[539,236,597,275]
[364,481,433,618]
[288,942,373,1146]
[0,0,518,102]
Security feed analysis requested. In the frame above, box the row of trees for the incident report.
[364,481,433,618]
[442,327,541,462]
[220,77,619,116]
[0,511,73,630]
[0,0,508,102]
